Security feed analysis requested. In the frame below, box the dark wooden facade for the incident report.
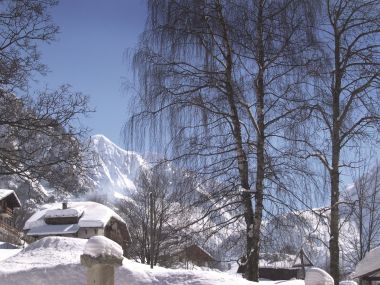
[237,249,313,280]
[259,267,299,280]
[161,244,216,268]
[180,244,215,267]
[0,190,21,245]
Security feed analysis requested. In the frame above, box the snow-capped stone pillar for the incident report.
[305,267,334,285]
[80,236,123,285]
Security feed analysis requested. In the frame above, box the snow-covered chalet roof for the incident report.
[45,208,84,219]
[354,246,380,278]
[0,189,21,208]
[23,201,126,236]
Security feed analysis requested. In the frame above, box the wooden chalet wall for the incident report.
[259,267,299,280]
[0,191,21,245]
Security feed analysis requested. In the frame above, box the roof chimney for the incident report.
[62,201,68,209]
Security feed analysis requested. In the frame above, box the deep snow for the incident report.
[0,236,305,285]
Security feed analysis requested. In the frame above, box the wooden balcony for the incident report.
[0,207,12,218]
[0,219,19,237]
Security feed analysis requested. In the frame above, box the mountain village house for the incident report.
[161,244,217,269]
[178,244,216,268]
[23,201,131,255]
[0,189,21,245]
[354,246,380,285]
[237,249,313,280]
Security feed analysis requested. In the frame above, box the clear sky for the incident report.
[34,0,146,146]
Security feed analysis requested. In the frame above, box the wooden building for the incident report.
[237,248,313,280]
[354,246,380,285]
[180,244,216,268]
[161,244,216,269]
[0,189,21,245]
[23,201,131,255]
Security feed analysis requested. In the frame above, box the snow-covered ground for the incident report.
[0,236,305,285]
[0,248,21,262]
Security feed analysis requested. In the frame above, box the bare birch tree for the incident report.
[128,0,318,281]
[304,1,380,283]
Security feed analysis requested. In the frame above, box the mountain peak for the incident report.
[88,134,149,198]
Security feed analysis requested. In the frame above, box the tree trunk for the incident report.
[330,151,340,285]
[251,0,265,281]
[215,1,255,280]
[330,28,342,284]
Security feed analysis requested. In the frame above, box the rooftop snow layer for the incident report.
[45,208,84,219]
[0,189,21,206]
[354,246,380,278]
[0,189,14,200]
[24,201,125,231]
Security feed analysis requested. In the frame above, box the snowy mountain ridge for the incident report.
[86,134,149,200]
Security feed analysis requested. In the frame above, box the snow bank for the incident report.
[83,236,123,259]
[354,246,380,278]
[0,236,289,285]
[0,236,87,273]
[305,267,334,285]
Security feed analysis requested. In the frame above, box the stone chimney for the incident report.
[62,201,68,209]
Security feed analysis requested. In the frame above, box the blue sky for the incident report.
[34,0,146,146]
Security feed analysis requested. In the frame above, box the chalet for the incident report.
[179,244,216,268]
[237,248,313,280]
[161,244,216,269]
[23,201,131,255]
[0,189,21,245]
[354,246,380,285]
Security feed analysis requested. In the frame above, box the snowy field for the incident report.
[0,236,305,285]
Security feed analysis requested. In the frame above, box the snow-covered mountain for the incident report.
[86,134,149,201]
[0,134,149,204]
